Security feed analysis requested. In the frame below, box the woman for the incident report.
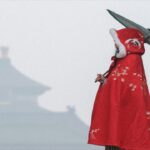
[87,28,150,150]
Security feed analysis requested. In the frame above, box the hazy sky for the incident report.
[0,0,150,125]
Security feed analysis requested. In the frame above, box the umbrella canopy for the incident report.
[107,9,150,44]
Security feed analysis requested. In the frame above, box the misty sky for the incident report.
[0,0,150,125]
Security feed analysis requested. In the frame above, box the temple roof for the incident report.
[0,57,50,95]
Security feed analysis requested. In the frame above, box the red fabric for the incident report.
[117,28,145,55]
[87,28,150,150]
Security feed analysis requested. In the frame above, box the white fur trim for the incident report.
[109,28,127,58]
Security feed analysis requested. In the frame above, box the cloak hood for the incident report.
[110,28,145,58]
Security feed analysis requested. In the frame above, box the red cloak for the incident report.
[87,28,150,150]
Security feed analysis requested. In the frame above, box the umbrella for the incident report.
[107,9,150,45]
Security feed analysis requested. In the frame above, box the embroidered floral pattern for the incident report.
[130,72,147,94]
[111,64,129,82]
[129,83,137,91]
[125,38,142,50]
[111,64,147,94]
[89,128,100,139]
[146,111,150,119]
[132,72,142,80]
[145,111,150,132]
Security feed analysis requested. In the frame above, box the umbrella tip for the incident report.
[106,9,112,14]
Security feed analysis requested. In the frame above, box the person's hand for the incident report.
[95,74,104,83]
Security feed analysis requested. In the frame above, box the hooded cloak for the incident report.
[87,28,150,150]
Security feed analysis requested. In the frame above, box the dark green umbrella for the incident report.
[107,9,150,45]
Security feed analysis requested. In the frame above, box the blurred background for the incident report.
[0,0,150,150]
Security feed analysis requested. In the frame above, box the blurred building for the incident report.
[0,47,99,150]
